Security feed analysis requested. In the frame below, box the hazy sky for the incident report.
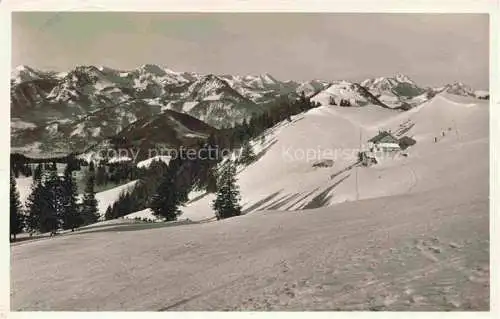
[12,12,489,89]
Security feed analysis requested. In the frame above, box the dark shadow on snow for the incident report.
[263,192,302,211]
[242,190,283,214]
[285,187,321,210]
[301,174,351,210]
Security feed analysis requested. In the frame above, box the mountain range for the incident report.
[10,64,488,158]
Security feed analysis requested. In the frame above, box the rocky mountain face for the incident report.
[295,80,331,98]
[162,74,264,128]
[310,80,389,107]
[11,65,488,158]
[439,82,476,97]
[360,74,430,108]
[220,73,299,103]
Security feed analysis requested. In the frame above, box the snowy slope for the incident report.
[179,104,394,221]
[92,180,138,220]
[180,94,488,221]
[11,175,488,310]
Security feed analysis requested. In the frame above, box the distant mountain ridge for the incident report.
[11,64,488,158]
[360,74,427,108]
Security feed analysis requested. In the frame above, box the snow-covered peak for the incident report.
[164,67,181,75]
[474,90,489,99]
[296,80,331,97]
[184,74,233,100]
[11,65,42,83]
[443,82,475,97]
[363,77,397,90]
[136,64,167,76]
[14,65,31,73]
[394,73,414,84]
[221,73,281,90]
[361,74,425,108]
[259,73,278,85]
[63,65,106,83]
[54,71,68,79]
[131,64,193,90]
[197,74,228,88]
[362,74,415,89]
[311,80,384,107]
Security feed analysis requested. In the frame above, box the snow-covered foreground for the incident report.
[11,176,488,310]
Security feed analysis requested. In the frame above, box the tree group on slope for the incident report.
[10,171,24,242]
[23,162,99,237]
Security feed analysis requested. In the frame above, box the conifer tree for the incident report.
[23,164,32,177]
[25,179,42,234]
[43,165,64,234]
[212,161,242,220]
[66,154,79,172]
[33,164,43,183]
[104,205,114,220]
[206,167,218,193]
[329,96,337,105]
[150,156,185,221]
[238,141,256,165]
[10,171,24,241]
[61,165,82,231]
[96,164,107,186]
[81,174,99,225]
[25,166,62,234]
[89,161,95,173]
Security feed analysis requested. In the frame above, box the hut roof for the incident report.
[368,131,399,144]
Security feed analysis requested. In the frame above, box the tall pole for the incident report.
[453,119,461,143]
[356,129,361,201]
